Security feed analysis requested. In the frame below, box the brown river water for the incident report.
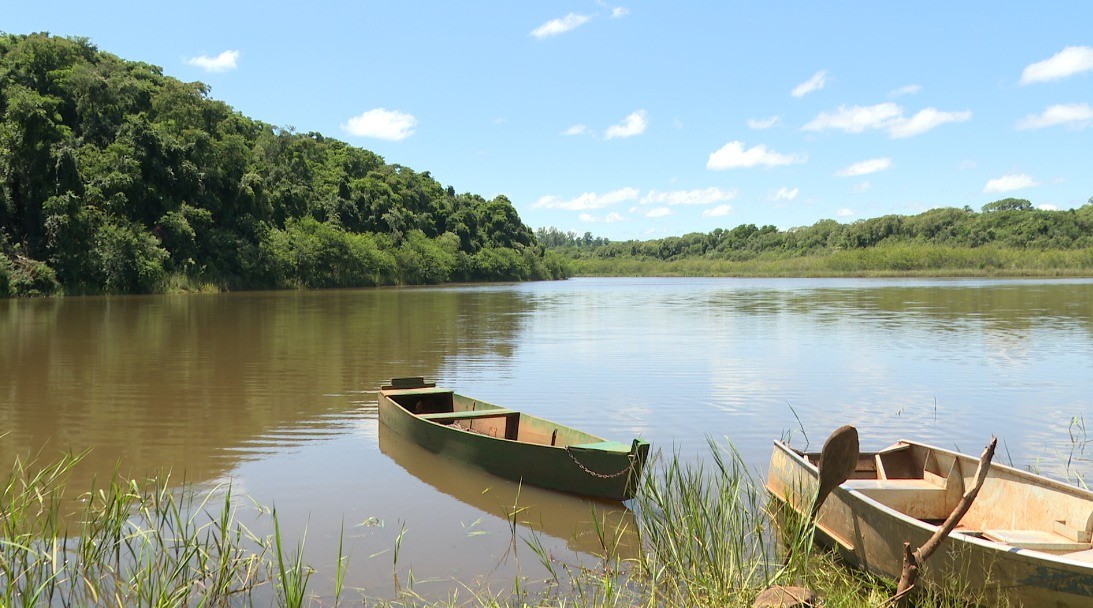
[2,277,1091,600]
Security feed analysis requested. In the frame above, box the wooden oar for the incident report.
[810,424,859,519]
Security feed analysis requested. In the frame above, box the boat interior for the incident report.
[802,441,1093,560]
[385,387,601,448]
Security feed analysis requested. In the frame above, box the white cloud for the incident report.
[702,205,733,218]
[889,84,921,98]
[852,181,871,193]
[888,108,972,138]
[605,110,648,139]
[747,116,780,130]
[342,108,417,141]
[804,103,967,137]
[533,187,640,210]
[563,124,591,136]
[707,141,806,169]
[771,187,799,201]
[641,187,737,206]
[837,208,855,217]
[1020,46,1093,84]
[606,212,625,222]
[958,159,977,170]
[186,50,240,73]
[578,213,596,222]
[645,207,671,218]
[1038,204,1059,211]
[792,70,828,98]
[611,7,629,18]
[835,157,892,177]
[983,174,1040,194]
[1016,103,1093,130]
[803,103,902,133]
[531,13,591,39]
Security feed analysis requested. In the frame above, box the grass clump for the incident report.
[0,451,315,607]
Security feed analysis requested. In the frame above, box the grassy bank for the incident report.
[566,245,1093,278]
[1,444,1004,607]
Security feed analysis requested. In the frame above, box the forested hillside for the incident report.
[0,33,568,296]
[539,197,1093,276]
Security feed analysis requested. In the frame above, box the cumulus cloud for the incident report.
[186,50,240,72]
[578,213,596,222]
[747,116,781,129]
[641,187,737,206]
[533,187,640,210]
[852,181,871,193]
[1016,103,1093,130]
[889,84,921,98]
[611,7,629,18]
[645,207,671,218]
[835,157,892,177]
[531,13,591,38]
[983,174,1039,194]
[837,208,855,217]
[606,212,625,222]
[803,103,902,133]
[342,108,417,141]
[771,187,799,201]
[605,110,648,139]
[804,102,969,137]
[707,141,806,170]
[702,205,733,218]
[563,124,591,136]
[1038,204,1059,211]
[792,70,827,98]
[888,108,972,138]
[1020,46,1093,84]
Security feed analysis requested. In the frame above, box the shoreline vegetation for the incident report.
[539,199,1093,280]
[2,442,1010,608]
[3,34,1093,298]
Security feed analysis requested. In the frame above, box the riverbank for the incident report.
[565,245,1093,278]
[2,444,1010,607]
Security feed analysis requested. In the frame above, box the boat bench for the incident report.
[419,409,518,422]
[843,479,953,520]
[982,529,1091,552]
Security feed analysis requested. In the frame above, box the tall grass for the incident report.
[0,451,312,607]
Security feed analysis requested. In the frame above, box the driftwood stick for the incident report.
[890,436,998,607]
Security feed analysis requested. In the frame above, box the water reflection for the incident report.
[0,287,536,491]
[378,423,638,558]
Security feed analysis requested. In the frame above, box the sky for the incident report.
[5,2,1093,240]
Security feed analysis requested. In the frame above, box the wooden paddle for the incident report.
[810,424,859,519]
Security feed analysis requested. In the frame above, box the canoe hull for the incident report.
[379,383,649,502]
[767,440,1093,607]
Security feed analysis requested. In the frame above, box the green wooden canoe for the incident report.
[378,377,650,501]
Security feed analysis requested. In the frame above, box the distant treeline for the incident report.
[0,33,568,297]
[538,198,1093,276]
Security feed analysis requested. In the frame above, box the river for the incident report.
[1,277,1090,599]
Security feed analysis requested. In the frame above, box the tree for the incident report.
[981,198,1032,213]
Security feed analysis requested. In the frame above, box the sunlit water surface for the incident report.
[2,277,1091,600]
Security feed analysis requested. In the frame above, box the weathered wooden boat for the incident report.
[378,378,650,501]
[767,439,1093,607]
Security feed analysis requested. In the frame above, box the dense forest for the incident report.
[0,33,569,297]
[539,197,1093,276]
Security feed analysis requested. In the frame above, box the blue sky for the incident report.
[6,2,1092,240]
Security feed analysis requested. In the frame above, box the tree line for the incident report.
[539,197,1093,266]
[0,33,568,297]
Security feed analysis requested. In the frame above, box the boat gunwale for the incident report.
[770,439,1093,567]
